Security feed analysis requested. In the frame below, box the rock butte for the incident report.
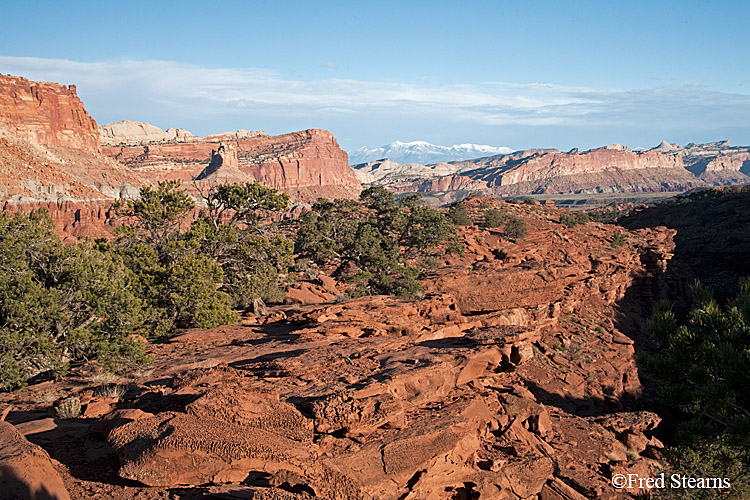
[101,126,361,201]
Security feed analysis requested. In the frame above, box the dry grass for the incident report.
[55,396,81,419]
[87,371,120,386]
[189,358,220,370]
[35,390,59,404]
[93,384,127,399]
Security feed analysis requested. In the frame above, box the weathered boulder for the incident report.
[0,420,71,500]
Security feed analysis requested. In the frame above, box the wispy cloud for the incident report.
[1,55,749,149]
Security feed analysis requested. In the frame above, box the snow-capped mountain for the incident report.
[348,141,513,166]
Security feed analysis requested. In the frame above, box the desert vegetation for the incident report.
[0,208,151,391]
[296,186,461,297]
[559,211,590,227]
[0,183,470,389]
[640,280,750,498]
[0,180,295,390]
[110,180,294,334]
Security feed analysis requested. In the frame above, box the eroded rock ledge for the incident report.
[2,201,676,499]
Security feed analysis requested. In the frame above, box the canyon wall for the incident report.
[0,75,100,153]
[101,127,361,201]
[0,74,361,237]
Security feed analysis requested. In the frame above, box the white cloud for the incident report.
[1,55,749,149]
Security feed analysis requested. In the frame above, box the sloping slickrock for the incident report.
[2,202,680,499]
[107,411,314,486]
[0,420,71,500]
[286,293,464,340]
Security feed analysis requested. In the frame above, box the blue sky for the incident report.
[2,0,749,152]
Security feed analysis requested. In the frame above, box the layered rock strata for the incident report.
[0,75,100,153]
[102,128,361,201]
[354,142,750,202]
[0,74,361,239]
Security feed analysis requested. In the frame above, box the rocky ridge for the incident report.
[99,120,198,145]
[1,200,677,499]
[102,127,361,202]
[354,142,750,204]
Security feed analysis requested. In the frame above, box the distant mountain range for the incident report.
[352,141,750,205]
[348,141,514,165]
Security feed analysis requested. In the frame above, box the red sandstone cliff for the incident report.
[101,127,361,201]
[0,75,100,153]
[0,74,362,238]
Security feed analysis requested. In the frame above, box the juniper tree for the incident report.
[0,209,149,390]
[296,187,461,297]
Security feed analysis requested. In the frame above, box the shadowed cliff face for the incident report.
[0,75,100,153]
[619,186,750,302]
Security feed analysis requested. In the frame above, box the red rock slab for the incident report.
[284,281,334,305]
[428,266,586,315]
[14,417,58,436]
[186,384,314,442]
[82,397,118,419]
[0,420,71,500]
[107,411,315,487]
[287,293,463,339]
[302,392,406,437]
[330,396,492,500]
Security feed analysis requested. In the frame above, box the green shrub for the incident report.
[295,198,361,264]
[185,217,293,308]
[588,208,622,224]
[654,440,749,499]
[560,212,590,227]
[168,254,237,328]
[483,209,508,228]
[503,216,528,240]
[639,280,750,498]
[611,230,627,247]
[113,180,195,250]
[296,187,461,297]
[0,210,151,391]
[113,181,291,331]
[200,180,290,228]
[447,203,473,226]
